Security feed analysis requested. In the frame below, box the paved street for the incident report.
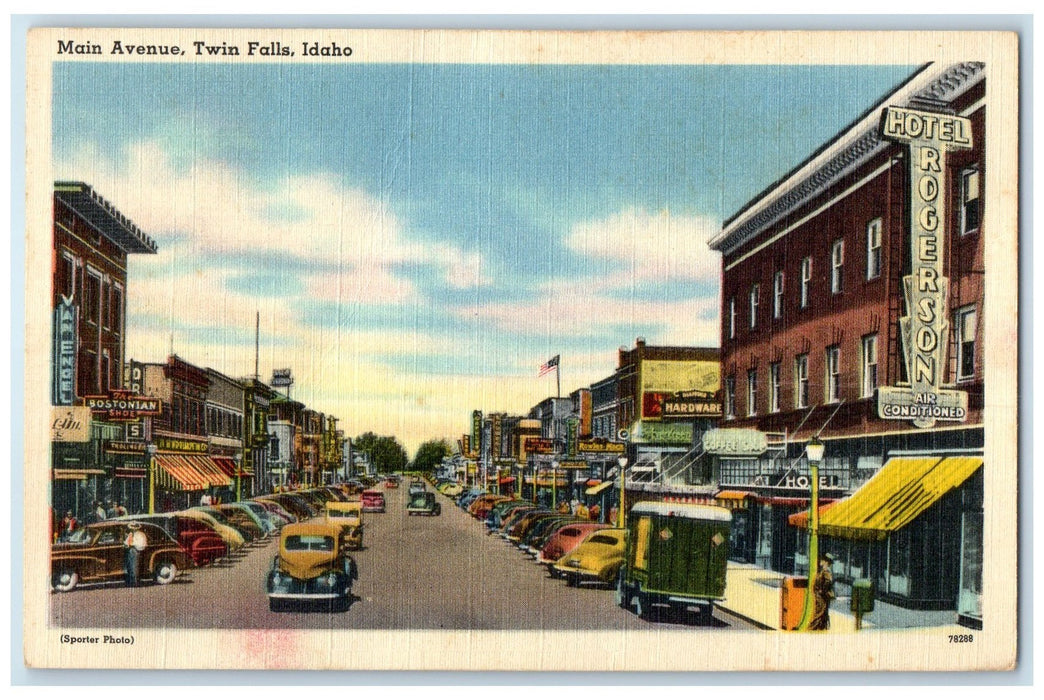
[49,488,755,631]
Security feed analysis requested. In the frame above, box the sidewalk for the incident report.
[720,561,971,633]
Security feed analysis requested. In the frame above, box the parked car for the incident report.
[408,481,426,497]
[521,516,582,555]
[266,521,357,612]
[176,509,247,550]
[197,505,264,542]
[52,521,194,592]
[615,502,731,623]
[406,491,441,516]
[250,498,297,526]
[436,482,464,498]
[538,522,611,568]
[218,502,278,536]
[360,490,386,513]
[551,528,627,587]
[112,513,229,566]
[384,477,400,489]
[323,501,364,550]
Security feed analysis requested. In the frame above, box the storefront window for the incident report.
[887,529,911,597]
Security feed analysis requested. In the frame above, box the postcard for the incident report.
[23,27,1019,672]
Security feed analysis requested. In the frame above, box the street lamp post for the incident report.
[617,456,629,528]
[234,450,243,502]
[551,460,559,510]
[145,442,157,514]
[798,437,826,631]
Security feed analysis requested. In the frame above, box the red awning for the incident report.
[498,477,516,484]
[585,479,602,487]
[212,456,249,477]
[787,500,839,528]
[756,496,810,506]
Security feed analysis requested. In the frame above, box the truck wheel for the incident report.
[614,575,629,609]
[698,604,715,626]
[634,594,654,621]
[152,560,178,585]
[53,568,79,592]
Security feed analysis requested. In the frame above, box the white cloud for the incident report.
[566,207,721,284]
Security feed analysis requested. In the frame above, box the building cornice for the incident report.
[710,62,985,256]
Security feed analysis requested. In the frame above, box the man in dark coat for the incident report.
[809,552,836,631]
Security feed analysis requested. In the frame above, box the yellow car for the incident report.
[176,509,246,550]
[266,521,357,612]
[551,528,627,587]
[323,501,364,550]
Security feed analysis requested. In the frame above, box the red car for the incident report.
[538,522,611,567]
[361,490,386,513]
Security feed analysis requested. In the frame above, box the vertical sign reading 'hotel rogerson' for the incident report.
[878,106,972,428]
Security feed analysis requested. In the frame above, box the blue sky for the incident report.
[53,61,915,454]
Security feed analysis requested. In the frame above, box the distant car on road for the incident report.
[408,481,426,497]
[360,490,386,513]
[266,521,357,612]
[406,491,441,516]
[52,521,194,592]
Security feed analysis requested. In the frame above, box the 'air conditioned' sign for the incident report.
[879,105,972,427]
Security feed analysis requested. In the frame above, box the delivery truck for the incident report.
[615,501,732,623]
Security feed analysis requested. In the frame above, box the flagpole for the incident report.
[556,359,560,398]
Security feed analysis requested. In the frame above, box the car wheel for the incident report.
[152,560,178,585]
[53,568,79,593]
[565,573,579,587]
[697,604,715,626]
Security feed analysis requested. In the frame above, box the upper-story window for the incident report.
[769,362,781,413]
[861,334,879,398]
[800,256,812,308]
[728,297,736,340]
[866,218,882,280]
[960,167,981,235]
[60,250,78,301]
[825,345,841,403]
[955,305,978,381]
[795,354,809,409]
[831,239,844,294]
[749,284,760,329]
[724,376,736,419]
[84,269,102,325]
[110,284,124,336]
[747,369,758,417]
[773,271,785,319]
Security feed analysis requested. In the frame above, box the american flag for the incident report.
[538,354,559,377]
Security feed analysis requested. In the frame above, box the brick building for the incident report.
[708,62,985,626]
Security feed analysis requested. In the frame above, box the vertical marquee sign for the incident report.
[878,106,972,428]
[52,297,77,406]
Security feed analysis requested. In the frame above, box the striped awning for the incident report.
[212,456,249,477]
[818,456,983,540]
[154,454,233,491]
[154,454,209,491]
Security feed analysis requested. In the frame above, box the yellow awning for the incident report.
[819,456,983,540]
[585,480,615,496]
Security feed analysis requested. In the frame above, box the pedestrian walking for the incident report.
[123,523,148,587]
[809,553,836,631]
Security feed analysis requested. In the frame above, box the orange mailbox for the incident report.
[780,576,809,630]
